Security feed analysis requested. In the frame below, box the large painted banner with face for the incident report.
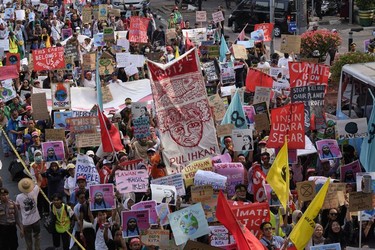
[147,48,220,174]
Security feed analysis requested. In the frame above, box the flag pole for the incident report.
[96,51,103,111]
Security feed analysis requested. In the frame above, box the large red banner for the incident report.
[254,23,274,42]
[267,103,305,149]
[289,62,330,88]
[245,68,274,92]
[129,16,150,44]
[0,65,19,80]
[228,200,270,238]
[32,47,65,71]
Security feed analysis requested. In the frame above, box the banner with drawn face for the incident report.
[147,48,219,174]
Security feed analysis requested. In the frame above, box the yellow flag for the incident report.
[289,178,330,250]
[175,46,180,59]
[266,140,289,209]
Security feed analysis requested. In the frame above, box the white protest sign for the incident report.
[196,11,207,22]
[151,173,186,196]
[125,65,138,76]
[150,184,177,206]
[15,10,25,21]
[75,154,100,185]
[194,170,227,190]
[28,12,35,23]
[0,79,17,103]
[0,40,9,51]
[254,86,271,107]
[115,170,149,193]
[335,118,368,140]
[212,11,224,23]
[116,52,131,68]
[117,38,130,51]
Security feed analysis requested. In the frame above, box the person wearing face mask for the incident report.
[27,131,42,163]
[30,150,49,217]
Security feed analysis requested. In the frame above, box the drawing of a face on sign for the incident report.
[55,83,68,101]
[158,101,211,147]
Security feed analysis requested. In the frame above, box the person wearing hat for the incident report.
[0,187,23,249]
[16,178,41,250]
[69,176,89,206]
[63,164,76,199]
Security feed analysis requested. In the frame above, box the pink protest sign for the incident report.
[214,163,244,197]
[115,170,149,193]
[121,210,150,238]
[89,184,115,211]
[41,141,65,162]
[131,200,158,225]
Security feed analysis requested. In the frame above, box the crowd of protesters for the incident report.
[0,0,374,250]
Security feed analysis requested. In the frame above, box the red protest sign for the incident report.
[267,103,305,149]
[129,16,150,44]
[5,53,20,70]
[32,47,65,71]
[0,65,19,80]
[228,200,270,238]
[245,68,273,92]
[252,164,267,203]
[254,23,274,42]
[288,62,330,88]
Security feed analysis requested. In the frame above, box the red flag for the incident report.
[0,65,19,80]
[185,33,194,50]
[98,108,124,153]
[180,20,185,29]
[245,68,273,92]
[237,26,246,41]
[216,191,267,250]
[254,23,274,42]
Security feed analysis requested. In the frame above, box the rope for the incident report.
[0,126,86,250]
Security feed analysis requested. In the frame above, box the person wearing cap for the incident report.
[16,178,41,250]
[64,164,76,199]
[69,176,89,206]
[108,71,123,85]
[0,187,23,250]
[27,131,42,163]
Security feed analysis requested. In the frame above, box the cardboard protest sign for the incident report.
[121,210,150,238]
[168,203,210,246]
[132,201,158,224]
[232,128,254,152]
[208,94,225,121]
[194,170,227,190]
[155,203,170,226]
[89,184,115,211]
[76,154,100,185]
[322,183,346,209]
[232,44,247,60]
[110,8,121,17]
[316,139,342,161]
[254,113,270,132]
[207,45,220,58]
[5,53,20,70]
[165,28,177,42]
[340,160,361,183]
[151,173,186,196]
[115,170,149,193]
[335,118,368,140]
[129,16,150,43]
[182,158,213,187]
[99,52,115,75]
[214,163,244,196]
[82,6,92,24]
[254,23,274,42]
[75,133,101,148]
[98,4,108,20]
[209,226,234,248]
[150,184,177,206]
[184,240,222,250]
[31,93,49,120]
[66,116,99,134]
[196,11,207,22]
[349,192,373,212]
[101,85,113,103]
[41,141,65,162]
[191,185,214,203]
[45,129,66,142]
[289,62,330,88]
[216,124,235,137]
[103,27,115,42]
[82,53,96,70]
[220,62,236,85]
[53,111,72,129]
[253,86,271,107]
[203,61,219,82]
[0,79,17,102]
[141,229,170,247]
[212,11,224,23]
[296,181,316,202]
[280,35,301,54]
[51,83,71,110]
[267,103,305,149]
[32,47,65,71]
[310,243,341,250]
[228,201,270,238]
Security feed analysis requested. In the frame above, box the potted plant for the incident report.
[300,30,342,63]
[356,0,375,26]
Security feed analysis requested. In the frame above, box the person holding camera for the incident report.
[260,222,287,250]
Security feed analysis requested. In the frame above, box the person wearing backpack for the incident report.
[50,193,77,250]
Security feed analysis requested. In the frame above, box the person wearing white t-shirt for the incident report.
[16,178,41,250]
[82,72,96,88]
[277,53,293,78]
[63,164,76,200]
[257,55,270,69]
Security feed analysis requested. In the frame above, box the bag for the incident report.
[43,212,56,234]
